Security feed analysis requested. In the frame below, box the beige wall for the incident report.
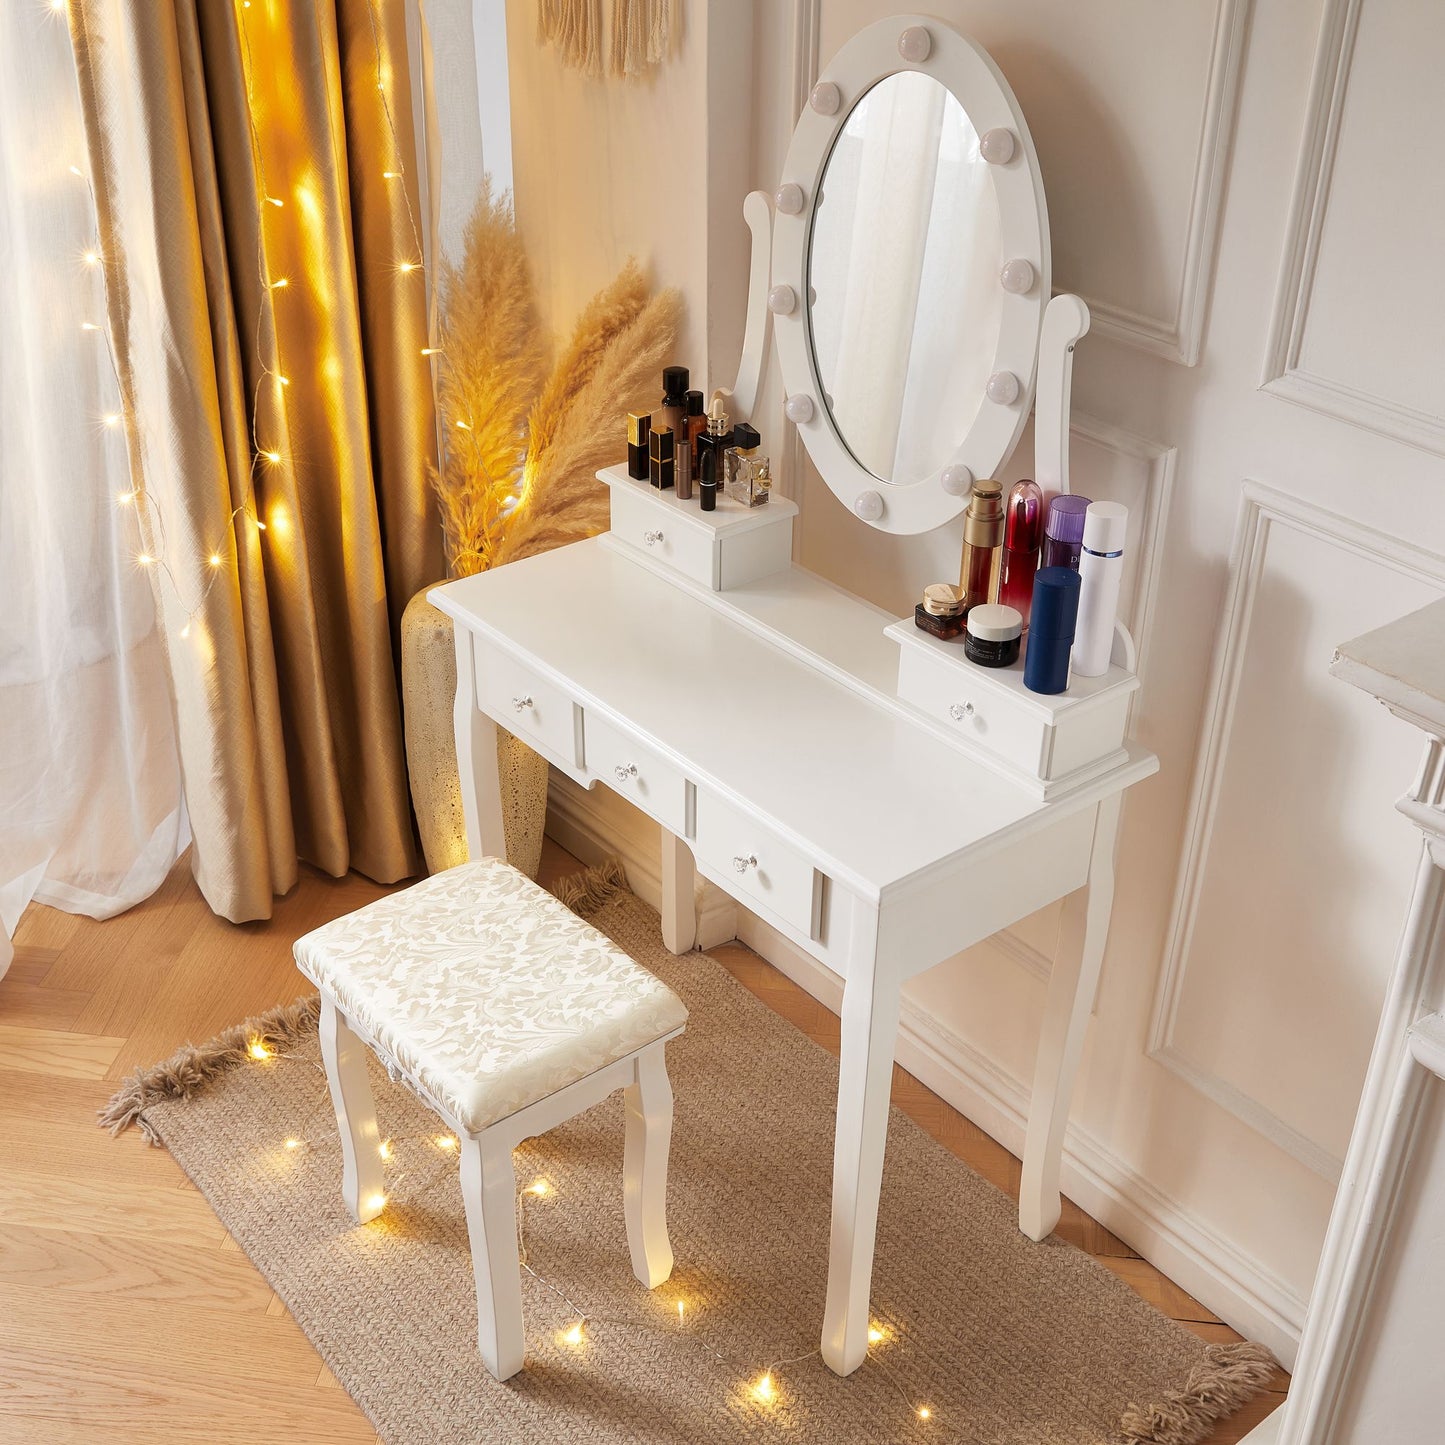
[448,0,1445,1366]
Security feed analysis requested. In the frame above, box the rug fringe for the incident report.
[98,994,321,1143]
[1113,1341,1278,1445]
[551,856,631,917]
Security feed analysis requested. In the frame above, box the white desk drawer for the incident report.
[473,637,581,768]
[694,788,821,939]
[898,646,1049,776]
[584,711,689,836]
[610,484,717,588]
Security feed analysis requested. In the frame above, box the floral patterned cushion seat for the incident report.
[294,858,687,1135]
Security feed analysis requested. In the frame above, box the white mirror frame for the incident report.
[771,15,1051,535]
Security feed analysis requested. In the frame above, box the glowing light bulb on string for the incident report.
[751,1372,776,1405]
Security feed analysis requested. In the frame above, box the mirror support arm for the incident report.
[717,190,773,423]
[1034,293,1090,497]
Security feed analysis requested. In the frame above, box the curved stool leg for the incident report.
[460,1131,525,1381]
[318,997,385,1224]
[623,1043,675,1289]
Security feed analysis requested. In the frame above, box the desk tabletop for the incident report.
[432,540,1155,900]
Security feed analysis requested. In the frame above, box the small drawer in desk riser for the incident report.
[891,626,1136,789]
[604,469,795,592]
[472,635,583,770]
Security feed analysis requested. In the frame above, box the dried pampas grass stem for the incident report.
[430,192,680,579]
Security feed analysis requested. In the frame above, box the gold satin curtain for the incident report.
[70,0,442,921]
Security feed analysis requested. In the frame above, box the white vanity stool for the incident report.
[293,858,688,1382]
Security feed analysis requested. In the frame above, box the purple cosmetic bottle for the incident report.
[1041,495,1092,571]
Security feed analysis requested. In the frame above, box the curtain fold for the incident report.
[70,0,442,922]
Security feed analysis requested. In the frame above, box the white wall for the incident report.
[454,0,1445,1367]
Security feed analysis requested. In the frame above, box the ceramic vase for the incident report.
[400,584,549,879]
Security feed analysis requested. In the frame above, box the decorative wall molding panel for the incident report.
[1261,0,1445,455]
[1078,0,1250,366]
[1151,482,1445,1177]
[789,0,1245,368]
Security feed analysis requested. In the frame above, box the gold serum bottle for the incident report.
[958,478,1004,613]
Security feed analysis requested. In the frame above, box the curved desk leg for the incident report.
[452,627,507,860]
[822,947,899,1376]
[660,827,696,955]
[1019,794,1121,1241]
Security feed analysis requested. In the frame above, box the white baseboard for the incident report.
[552,784,1305,1368]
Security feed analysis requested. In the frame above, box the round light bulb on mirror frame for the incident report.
[767,284,797,316]
[854,490,884,522]
[987,370,1021,405]
[784,393,814,424]
[1000,258,1036,294]
[980,127,1016,165]
[940,464,974,496]
[775,182,804,216]
[898,25,931,62]
[810,80,841,115]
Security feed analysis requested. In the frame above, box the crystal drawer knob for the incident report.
[614,762,638,782]
[512,695,533,712]
[950,702,974,721]
[732,854,758,873]
[644,529,663,546]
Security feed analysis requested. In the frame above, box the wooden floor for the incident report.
[0,842,1287,1443]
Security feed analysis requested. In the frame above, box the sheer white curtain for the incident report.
[0,3,186,976]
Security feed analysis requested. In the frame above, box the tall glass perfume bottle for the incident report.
[724,423,771,506]
[958,478,1004,613]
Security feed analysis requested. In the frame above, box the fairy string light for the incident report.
[226,1031,942,1432]
[58,0,438,641]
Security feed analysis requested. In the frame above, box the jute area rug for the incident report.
[105,861,1273,1445]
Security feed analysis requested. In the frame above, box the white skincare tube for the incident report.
[1072,502,1128,677]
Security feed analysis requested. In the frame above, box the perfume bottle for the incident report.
[958,478,1004,613]
[998,479,1044,629]
[677,389,705,501]
[653,366,689,443]
[724,423,770,506]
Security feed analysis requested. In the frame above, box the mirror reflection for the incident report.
[808,71,1002,487]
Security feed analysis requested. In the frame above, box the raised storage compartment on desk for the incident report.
[602,464,796,591]
[885,620,1139,797]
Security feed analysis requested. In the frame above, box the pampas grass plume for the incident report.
[431,191,680,577]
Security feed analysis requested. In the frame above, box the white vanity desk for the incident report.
[431,489,1155,1376]
[434,11,1161,1378]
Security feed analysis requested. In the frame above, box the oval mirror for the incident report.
[771,16,1049,534]
[808,71,1001,488]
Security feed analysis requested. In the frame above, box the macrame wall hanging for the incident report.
[536,0,672,80]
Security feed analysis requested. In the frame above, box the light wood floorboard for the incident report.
[0,842,1286,1442]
